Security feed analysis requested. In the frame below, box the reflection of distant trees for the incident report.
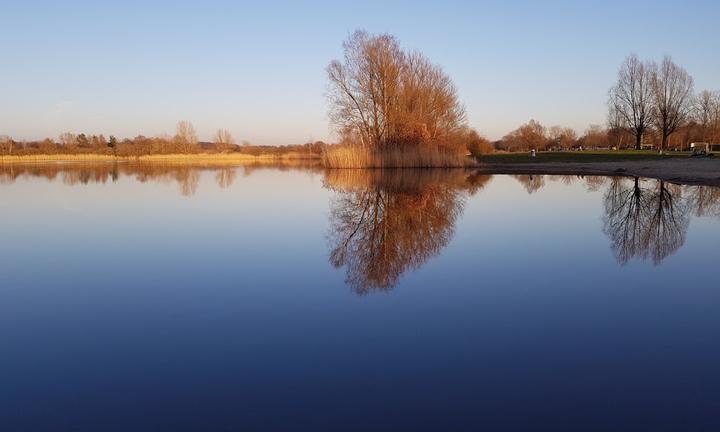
[603,177,689,265]
[0,162,321,197]
[687,185,720,218]
[584,176,610,192]
[514,174,614,192]
[512,175,545,194]
[215,168,237,189]
[324,170,486,294]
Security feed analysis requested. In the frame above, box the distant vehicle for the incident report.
[689,142,716,157]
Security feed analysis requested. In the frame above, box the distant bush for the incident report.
[465,129,494,157]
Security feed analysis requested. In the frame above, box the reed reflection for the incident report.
[0,161,320,196]
[324,169,489,294]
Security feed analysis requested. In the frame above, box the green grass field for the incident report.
[477,150,693,163]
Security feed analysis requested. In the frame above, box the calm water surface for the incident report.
[1,163,720,431]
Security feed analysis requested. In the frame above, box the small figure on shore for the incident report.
[530,149,537,158]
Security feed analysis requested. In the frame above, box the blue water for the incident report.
[1,164,719,431]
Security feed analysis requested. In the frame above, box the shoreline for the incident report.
[477,159,720,186]
[2,154,719,187]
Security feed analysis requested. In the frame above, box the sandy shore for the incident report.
[478,158,720,186]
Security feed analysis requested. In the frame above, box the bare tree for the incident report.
[650,56,694,152]
[0,135,13,155]
[608,54,654,150]
[90,134,107,152]
[694,90,720,143]
[174,121,198,153]
[59,132,78,151]
[214,128,235,153]
[548,126,577,150]
[580,124,608,149]
[715,93,720,143]
[39,138,57,154]
[501,119,548,151]
[327,30,465,151]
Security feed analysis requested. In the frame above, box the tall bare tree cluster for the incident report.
[499,119,548,151]
[327,30,467,153]
[608,54,654,150]
[609,55,700,151]
[650,57,695,150]
[694,90,720,144]
[174,120,199,153]
[0,135,13,155]
[214,128,235,153]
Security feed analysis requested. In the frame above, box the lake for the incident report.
[1,163,720,431]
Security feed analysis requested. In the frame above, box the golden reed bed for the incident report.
[322,145,475,168]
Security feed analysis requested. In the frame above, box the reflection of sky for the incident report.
[1,168,720,430]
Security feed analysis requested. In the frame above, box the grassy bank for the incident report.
[323,145,475,168]
[476,150,692,164]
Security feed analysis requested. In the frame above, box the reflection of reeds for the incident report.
[323,168,484,193]
[0,160,324,196]
[322,145,476,168]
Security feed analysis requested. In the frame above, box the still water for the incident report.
[1,163,719,431]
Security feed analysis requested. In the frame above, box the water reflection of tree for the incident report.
[687,185,720,218]
[512,174,545,194]
[215,168,237,189]
[324,170,487,294]
[603,177,689,265]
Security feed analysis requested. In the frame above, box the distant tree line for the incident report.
[494,120,627,152]
[0,121,328,157]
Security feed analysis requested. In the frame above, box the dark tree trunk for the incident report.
[635,133,642,150]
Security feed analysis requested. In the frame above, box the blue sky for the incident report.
[1,0,718,144]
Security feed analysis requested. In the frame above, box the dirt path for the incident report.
[478,158,720,186]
